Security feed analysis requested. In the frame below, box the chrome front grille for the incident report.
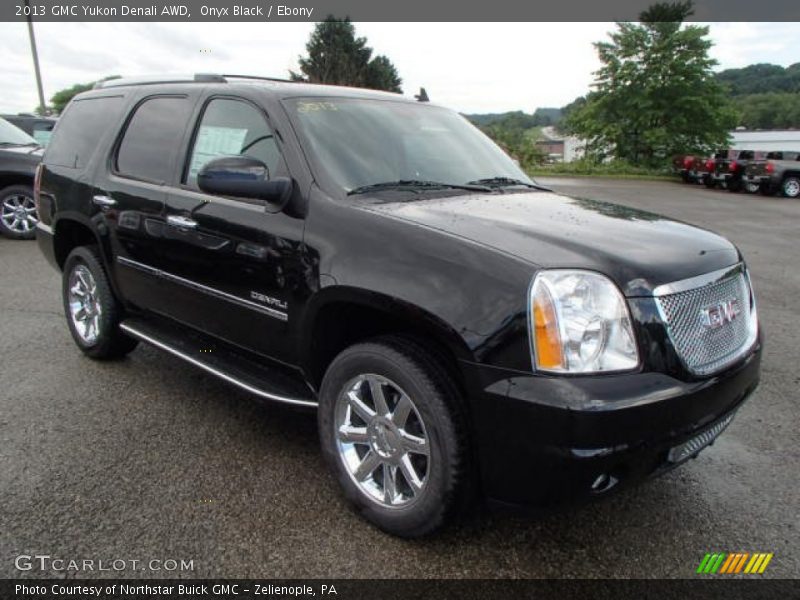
[654,265,757,376]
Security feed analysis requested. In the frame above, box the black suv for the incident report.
[36,75,762,537]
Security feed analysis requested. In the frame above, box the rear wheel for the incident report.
[703,177,716,189]
[62,246,138,359]
[782,176,800,198]
[318,337,468,537]
[727,179,742,193]
[0,185,38,240]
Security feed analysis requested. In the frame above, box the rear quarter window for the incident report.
[44,96,124,169]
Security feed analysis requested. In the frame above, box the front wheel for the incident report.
[318,337,468,537]
[0,185,38,240]
[782,176,800,198]
[62,246,138,359]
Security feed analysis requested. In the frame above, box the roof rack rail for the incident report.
[92,73,298,90]
[93,73,226,89]
[221,74,296,84]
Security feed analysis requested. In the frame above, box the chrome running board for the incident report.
[120,318,317,408]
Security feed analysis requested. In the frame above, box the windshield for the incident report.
[0,117,38,146]
[287,98,532,193]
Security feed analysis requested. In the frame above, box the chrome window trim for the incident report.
[116,256,288,322]
[119,322,316,408]
[652,263,743,297]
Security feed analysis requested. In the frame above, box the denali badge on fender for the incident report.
[700,298,741,330]
[36,73,762,537]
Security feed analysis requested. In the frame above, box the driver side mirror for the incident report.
[197,156,292,211]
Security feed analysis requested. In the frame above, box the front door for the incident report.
[155,96,308,363]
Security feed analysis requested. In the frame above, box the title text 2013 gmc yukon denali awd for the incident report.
[36,75,762,537]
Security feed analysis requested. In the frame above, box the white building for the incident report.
[729,130,800,153]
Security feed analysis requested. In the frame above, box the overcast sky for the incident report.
[1,21,798,115]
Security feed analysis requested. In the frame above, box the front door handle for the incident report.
[92,195,117,208]
[167,215,198,229]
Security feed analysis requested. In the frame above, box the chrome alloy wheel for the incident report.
[334,374,430,508]
[67,264,102,345]
[1,193,38,234]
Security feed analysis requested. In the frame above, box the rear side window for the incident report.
[45,96,124,169]
[116,96,193,184]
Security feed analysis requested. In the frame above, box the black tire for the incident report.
[782,176,800,199]
[727,179,742,193]
[703,177,716,189]
[759,182,775,196]
[318,336,469,537]
[0,184,38,240]
[743,181,760,194]
[62,246,138,359]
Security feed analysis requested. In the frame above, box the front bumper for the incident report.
[460,339,762,508]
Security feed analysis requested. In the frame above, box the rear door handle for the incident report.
[92,195,116,208]
[167,215,198,229]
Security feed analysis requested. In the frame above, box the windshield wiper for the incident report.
[348,179,491,196]
[0,142,39,148]
[467,177,549,191]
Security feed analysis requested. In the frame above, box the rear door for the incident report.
[95,92,201,311]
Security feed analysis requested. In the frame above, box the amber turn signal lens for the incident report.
[533,286,564,370]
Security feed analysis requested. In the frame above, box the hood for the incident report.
[0,145,43,160]
[363,191,740,296]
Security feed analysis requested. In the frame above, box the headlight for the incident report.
[530,270,639,373]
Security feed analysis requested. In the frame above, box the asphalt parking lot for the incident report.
[1,177,798,579]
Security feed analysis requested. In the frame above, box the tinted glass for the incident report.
[117,96,193,183]
[32,121,56,147]
[185,98,281,186]
[287,98,531,192]
[45,96,124,168]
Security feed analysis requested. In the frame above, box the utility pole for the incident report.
[24,0,47,115]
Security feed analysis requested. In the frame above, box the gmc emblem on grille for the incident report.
[700,298,741,329]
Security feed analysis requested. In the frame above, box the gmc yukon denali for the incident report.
[36,75,762,537]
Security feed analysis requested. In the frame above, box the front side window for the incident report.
[185,98,282,187]
[286,98,531,193]
[116,96,193,184]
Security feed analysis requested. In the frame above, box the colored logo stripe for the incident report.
[697,552,773,574]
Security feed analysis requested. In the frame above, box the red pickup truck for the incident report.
[673,154,715,185]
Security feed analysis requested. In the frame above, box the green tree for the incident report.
[291,17,402,93]
[49,76,120,114]
[563,1,737,165]
[734,92,800,129]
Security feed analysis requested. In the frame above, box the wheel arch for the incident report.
[52,214,107,270]
[300,286,472,395]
